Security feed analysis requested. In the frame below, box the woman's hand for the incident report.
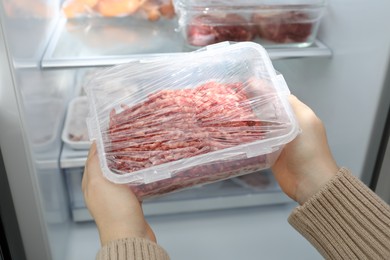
[82,142,156,245]
[272,95,340,205]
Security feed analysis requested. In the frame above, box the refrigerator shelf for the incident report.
[41,16,332,69]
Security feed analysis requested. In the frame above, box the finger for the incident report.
[288,95,319,127]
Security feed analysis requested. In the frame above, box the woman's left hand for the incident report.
[82,142,156,245]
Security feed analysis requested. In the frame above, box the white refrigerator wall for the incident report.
[274,0,390,181]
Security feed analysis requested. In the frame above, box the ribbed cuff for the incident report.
[288,167,390,260]
[96,237,170,260]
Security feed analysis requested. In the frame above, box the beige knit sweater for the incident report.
[97,168,390,260]
[289,167,390,259]
[96,237,170,260]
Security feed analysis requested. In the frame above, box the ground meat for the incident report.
[186,14,256,46]
[131,155,266,198]
[252,11,313,43]
[106,81,270,199]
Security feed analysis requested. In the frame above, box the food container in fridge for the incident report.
[174,0,327,48]
[62,0,175,21]
[85,41,299,200]
[62,96,91,150]
[75,68,105,96]
[25,98,64,152]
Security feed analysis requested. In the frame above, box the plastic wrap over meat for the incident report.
[85,41,299,199]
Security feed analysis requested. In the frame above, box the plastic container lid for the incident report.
[175,0,327,9]
[85,41,299,197]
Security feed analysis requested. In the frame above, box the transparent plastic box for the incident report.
[25,98,64,152]
[62,0,175,21]
[174,0,327,48]
[85,41,299,199]
[62,96,91,150]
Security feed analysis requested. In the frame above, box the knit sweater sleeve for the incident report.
[288,167,390,259]
[96,237,170,260]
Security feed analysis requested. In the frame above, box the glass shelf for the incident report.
[42,16,331,68]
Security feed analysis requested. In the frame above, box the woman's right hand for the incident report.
[271,95,340,205]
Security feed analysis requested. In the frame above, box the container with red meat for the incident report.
[84,41,299,200]
[174,0,327,48]
[62,96,91,150]
[63,0,175,21]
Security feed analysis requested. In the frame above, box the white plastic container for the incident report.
[62,96,91,150]
[25,98,64,152]
[85,41,299,199]
[174,0,327,48]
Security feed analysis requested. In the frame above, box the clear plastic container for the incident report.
[85,41,299,199]
[174,0,327,48]
[25,98,64,152]
[62,96,91,150]
[62,0,175,21]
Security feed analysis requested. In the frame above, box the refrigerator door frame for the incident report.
[0,20,52,260]
[375,131,390,204]
[0,149,25,260]
[371,90,390,203]
[367,56,390,203]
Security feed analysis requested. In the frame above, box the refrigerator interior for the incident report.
[0,0,389,259]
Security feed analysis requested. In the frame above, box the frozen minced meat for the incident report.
[107,81,266,173]
[105,81,274,198]
[252,11,313,43]
[187,14,255,46]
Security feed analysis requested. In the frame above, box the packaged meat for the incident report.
[62,96,91,149]
[174,0,327,48]
[84,41,299,200]
[252,10,315,45]
[185,14,256,47]
[62,0,175,21]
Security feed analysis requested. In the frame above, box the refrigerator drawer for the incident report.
[64,167,291,222]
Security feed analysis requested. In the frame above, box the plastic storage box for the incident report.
[174,0,327,48]
[63,0,175,21]
[62,96,91,150]
[85,41,299,199]
[25,98,64,152]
